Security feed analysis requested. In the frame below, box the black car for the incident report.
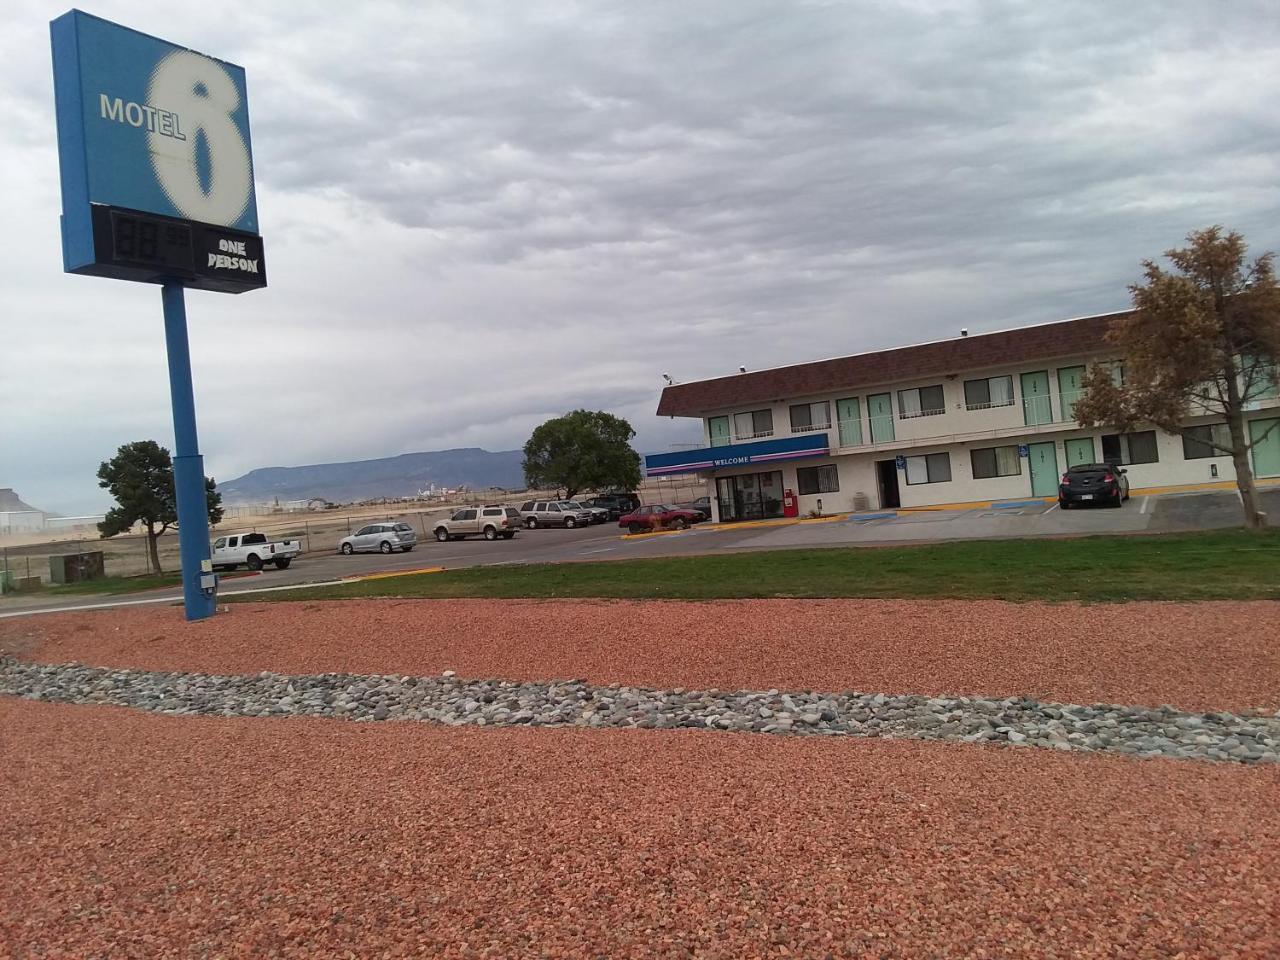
[1059,462,1129,508]
[677,495,712,520]
[581,493,641,520]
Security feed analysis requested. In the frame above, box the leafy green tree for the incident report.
[97,440,224,573]
[522,410,642,500]
[1074,226,1280,529]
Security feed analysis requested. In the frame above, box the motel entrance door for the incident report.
[715,471,784,522]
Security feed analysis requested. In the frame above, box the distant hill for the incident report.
[0,488,43,513]
[217,448,526,504]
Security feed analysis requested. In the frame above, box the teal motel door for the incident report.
[1027,441,1059,497]
[836,397,862,447]
[1251,418,1280,477]
[867,393,894,443]
[1064,437,1094,468]
[1021,371,1053,425]
[708,416,731,447]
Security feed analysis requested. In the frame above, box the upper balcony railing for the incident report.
[1023,395,1054,426]
[735,429,775,442]
[792,421,831,434]
[837,418,864,448]
[898,407,946,420]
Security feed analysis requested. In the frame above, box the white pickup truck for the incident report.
[211,532,303,571]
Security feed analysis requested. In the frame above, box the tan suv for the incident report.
[433,505,522,541]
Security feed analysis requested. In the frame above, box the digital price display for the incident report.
[110,210,195,270]
[87,204,266,292]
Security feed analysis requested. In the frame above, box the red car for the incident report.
[618,504,705,534]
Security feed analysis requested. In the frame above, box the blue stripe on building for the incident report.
[645,433,830,477]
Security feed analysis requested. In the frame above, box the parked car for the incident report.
[677,495,712,520]
[1059,463,1129,508]
[434,505,522,541]
[339,522,418,554]
[581,492,641,520]
[564,499,609,524]
[519,500,594,528]
[211,532,302,571]
[618,503,705,534]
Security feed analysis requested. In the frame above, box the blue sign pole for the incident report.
[161,283,216,621]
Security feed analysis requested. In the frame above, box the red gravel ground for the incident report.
[3,598,1279,711]
[2,699,1277,959]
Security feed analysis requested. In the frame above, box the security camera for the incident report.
[738,365,747,373]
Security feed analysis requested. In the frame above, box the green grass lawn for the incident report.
[31,573,184,596]
[245,529,1280,604]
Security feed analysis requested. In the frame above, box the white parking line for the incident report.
[1042,503,1059,515]
[579,547,615,556]
[1140,496,1152,514]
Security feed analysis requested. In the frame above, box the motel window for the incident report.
[905,452,952,485]
[897,384,945,419]
[1182,423,1232,460]
[970,445,1021,479]
[796,464,839,495]
[963,376,1014,410]
[1102,430,1159,465]
[1105,361,1126,386]
[1242,354,1280,401]
[733,409,774,440]
[790,401,831,433]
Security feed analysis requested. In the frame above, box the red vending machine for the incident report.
[782,488,799,518]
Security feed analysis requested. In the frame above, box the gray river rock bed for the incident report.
[4,657,1278,765]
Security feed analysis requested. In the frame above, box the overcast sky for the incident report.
[3,1,1279,513]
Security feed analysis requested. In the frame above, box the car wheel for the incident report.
[246,554,263,571]
[502,532,515,539]
[273,558,291,570]
[1059,499,1069,510]
[401,545,414,552]
[672,517,688,530]
[341,542,353,555]
[628,522,644,534]
[526,517,538,529]
[380,540,393,553]
[565,516,577,528]
[435,528,449,542]
[484,526,498,541]
[1112,489,1124,508]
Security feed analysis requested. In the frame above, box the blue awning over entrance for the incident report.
[645,433,830,477]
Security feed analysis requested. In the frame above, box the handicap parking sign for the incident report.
[894,455,907,470]
[1018,444,1029,457]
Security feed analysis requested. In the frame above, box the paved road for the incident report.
[3,487,1275,617]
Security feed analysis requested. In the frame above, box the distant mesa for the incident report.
[0,488,42,513]
[217,448,526,505]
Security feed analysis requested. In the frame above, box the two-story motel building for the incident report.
[646,311,1280,522]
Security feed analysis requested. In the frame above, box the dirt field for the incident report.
[3,597,1277,958]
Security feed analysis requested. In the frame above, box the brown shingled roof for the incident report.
[655,311,1126,417]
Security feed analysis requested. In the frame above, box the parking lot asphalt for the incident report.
[3,486,1277,617]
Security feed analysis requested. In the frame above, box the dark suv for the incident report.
[581,492,641,520]
[1059,463,1129,508]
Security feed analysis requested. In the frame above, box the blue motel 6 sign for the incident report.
[51,9,265,292]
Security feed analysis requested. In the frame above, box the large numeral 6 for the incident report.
[146,50,252,227]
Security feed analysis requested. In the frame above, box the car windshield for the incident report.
[1068,463,1109,472]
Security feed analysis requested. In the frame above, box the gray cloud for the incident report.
[3,0,1279,512]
